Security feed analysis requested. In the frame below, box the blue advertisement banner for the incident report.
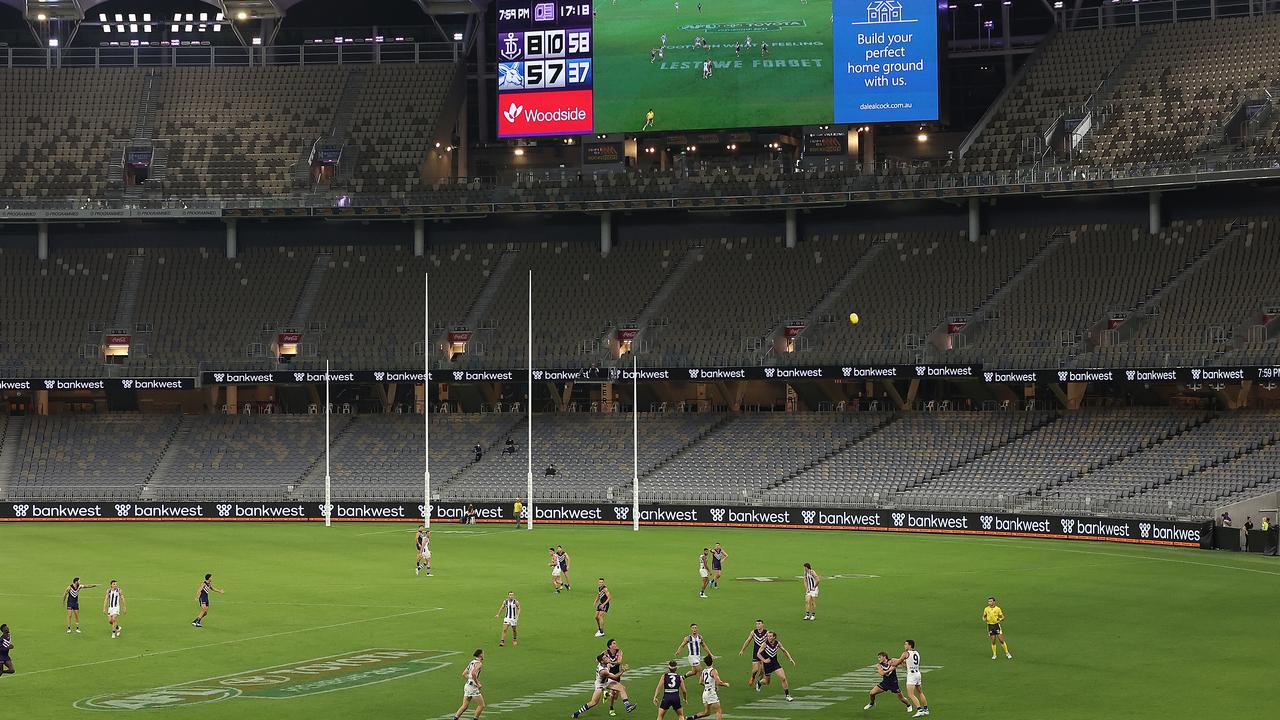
[832,0,940,123]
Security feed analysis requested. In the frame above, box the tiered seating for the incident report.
[963,27,1141,171]
[954,220,1225,368]
[8,415,177,500]
[0,68,143,198]
[0,248,125,377]
[155,67,343,197]
[149,415,342,500]
[897,409,1206,511]
[129,246,316,373]
[764,412,1048,506]
[1081,15,1280,168]
[345,64,457,199]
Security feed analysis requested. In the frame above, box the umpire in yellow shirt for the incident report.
[983,597,1012,660]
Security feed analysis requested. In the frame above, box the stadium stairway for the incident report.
[111,252,147,332]
[0,415,13,499]
[627,244,700,361]
[138,415,187,501]
[452,249,520,361]
[1111,426,1280,508]
[286,251,335,331]
[294,413,361,498]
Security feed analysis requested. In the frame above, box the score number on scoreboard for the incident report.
[497,0,595,137]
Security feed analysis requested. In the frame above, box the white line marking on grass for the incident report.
[0,592,418,610]
[19,607,445,677]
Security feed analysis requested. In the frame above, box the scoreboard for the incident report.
[496,0,595,137]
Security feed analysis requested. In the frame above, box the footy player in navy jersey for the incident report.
[686,655,729,720]
[496,591,521,647]
[594,578,612,637]
[573,650,635,717]
[452,649,485,719]
[191,574,225,628]
[754,631,794,701]
[709,544,726,588]
[652,660,686,719]
[605,639,627,715]
[550,547,565,593]
[103,580,126,639]
[675,623,714,673]
[63,577,98,633]
[0,624,13,677]
[864,651,913,712]
[556,546,572,590]
[737,619,768,688]
[417,526,433,576]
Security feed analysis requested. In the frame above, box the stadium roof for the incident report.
[4,0,488,20]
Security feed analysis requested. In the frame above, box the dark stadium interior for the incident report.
[0,0,1278,538]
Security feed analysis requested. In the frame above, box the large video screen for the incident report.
[496,0,939,137]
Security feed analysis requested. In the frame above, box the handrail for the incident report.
[0,40,459,69]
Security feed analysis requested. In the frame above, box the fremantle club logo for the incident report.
[1139,522,1151,539]
[801,510,817,524]
[613,507,630,521]
[892,512,906,527]
[710,508,726,522]
[114,504,132,517]
[980,515,994,530]
[12,504,29,517]
[1060,518,1075,534]
[216,504,233,517]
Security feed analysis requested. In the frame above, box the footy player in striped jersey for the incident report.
[191,573,224,628]
[686,656,729,720]
[550,547,565,593]
[557,546,572,590]
[697,549,711,598]
[709,544,727,588]
[103,580,126,639]
[0,624,13,677]
[594,578,612,637]
[802,563,820,620]
[416,526,433,576]
[889,640,929,717]
[652,660,687,719]
[864,651,913,712]
[674,623,713,673]
[737,619,768,687]
[63,578,98,633]
[605,639,626,716]
[452,649,485,719]
[496,591,521,647]
[753,631,794,701]
[572,651,636,717]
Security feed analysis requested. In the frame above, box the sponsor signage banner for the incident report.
[616,327,639,341]
[447,331,473,343]
[277,332,303,344]
[584,142,625,164]
[104,334,132,346]
[0,501,1210,548]
[0,378,196,391]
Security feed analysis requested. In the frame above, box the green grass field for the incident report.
[592,0,835,132]
[3,523,1278,719]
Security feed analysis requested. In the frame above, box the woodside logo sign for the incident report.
[75,649,456,710]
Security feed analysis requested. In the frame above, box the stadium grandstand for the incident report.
[0,0,1277,533]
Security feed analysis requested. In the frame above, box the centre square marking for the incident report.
[736,664,942,713]
[75,649,457,710]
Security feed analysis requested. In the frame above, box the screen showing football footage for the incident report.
[496,0,939,136]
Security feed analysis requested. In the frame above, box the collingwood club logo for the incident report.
[214,373,225,383]
[1126,370,1136,380]
[613,507,630,521]
[764,368,776,378]
[1060,519,1075,534]
[892,512,906,527]
[216,504,233,517]
[709,508,726,522]
[1138,523,1151,539]
[688,369,700,379]
[1057,371,1069,382]
[12,504,29,517]
[114,504,132,517]
[453,371,465,381]
[532,370,544,380]
[980,515,994,530]
[374,372,385,381]
[801,510,817,524]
